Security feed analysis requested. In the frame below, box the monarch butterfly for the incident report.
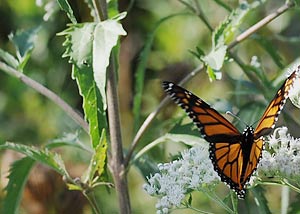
[162,67,299,199]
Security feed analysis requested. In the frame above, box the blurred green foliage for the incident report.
[0,0,300,213]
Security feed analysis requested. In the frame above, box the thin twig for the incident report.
[91,0,102,22]
[124,1,295,167]
[227,1,295,49]
[0,62,89,133]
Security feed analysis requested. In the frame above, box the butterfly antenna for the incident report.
[226,111,248,127]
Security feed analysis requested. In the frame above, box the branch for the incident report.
[227,1,295,49]
[94,0,131,213]
[0,61,89,133]
[124,1,295,167]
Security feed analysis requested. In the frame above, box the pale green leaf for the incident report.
[3,157,35,214]
[58,23,107,148]
[0,49,19,68]
[202,45,227,71]
[93,19,126,110]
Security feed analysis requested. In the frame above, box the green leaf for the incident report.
[46,132,92,153]
[8,27,40,70]
[133,13,185,132]
[93,19,127,110]
[133,133,207,163]
[2,157,35,214]
[133,155,159,179]
[59,18,126,148]
[82,129,108,184]
[203,1,264,79]
[0,142,69,177]
[0,49,19,68]
[250,186,271,214]
[56,0,77,24]
[59,23,106,148]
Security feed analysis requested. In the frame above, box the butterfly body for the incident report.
[162,68,298,198]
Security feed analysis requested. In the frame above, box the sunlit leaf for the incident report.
[82,129,108,184]
[202,44,227,71]
[93,19,126,110]
[59,23,106,148]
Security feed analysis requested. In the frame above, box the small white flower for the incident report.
[258,127,300,179]
[144,144,220,213]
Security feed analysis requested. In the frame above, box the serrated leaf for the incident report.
[57,0,77,24]
[58,23,107,148]
[0,142,69,178]
[59,18,126,148]
[3,157,35,214]
[82,129,107,184]
[8,27,40,70]
[93,19,127,110]
[0,49,19,68]
[204,1,263,79]
[213,2,251,47]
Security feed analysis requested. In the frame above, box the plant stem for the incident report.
[93,0,131,212]
[106,54,131,213]
[0,62,89,133]
[227,1,295,49]
[83,190,102,214]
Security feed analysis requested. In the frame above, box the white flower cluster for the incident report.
[143,145,220,214]
[258,127,300,179]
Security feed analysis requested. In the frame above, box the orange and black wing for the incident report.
[162,81,241,142]
[254,68,299,138]
[162,81,246,197]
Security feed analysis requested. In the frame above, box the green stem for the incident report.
[84,190,102,214]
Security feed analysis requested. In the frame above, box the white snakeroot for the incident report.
[143,145,220,213]
[258,127,300,179]
[289,76,300,109]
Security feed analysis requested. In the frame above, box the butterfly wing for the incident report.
[162,81,246,197]
[162,81,240,141]
[240,138,263,185]
[254,69,299,138]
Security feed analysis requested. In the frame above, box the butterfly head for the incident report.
[243,126,254,136]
